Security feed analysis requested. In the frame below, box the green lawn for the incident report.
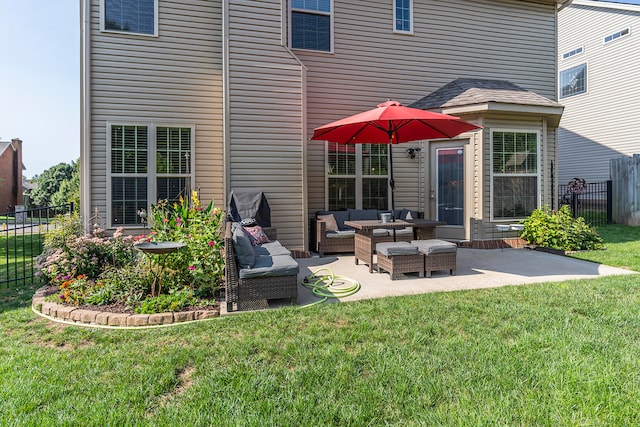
[0,232,43,286]
[1,225,640,425]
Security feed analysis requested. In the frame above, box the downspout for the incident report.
[222,0,231,209]
[80,0,92,230]
[280,0,309,248]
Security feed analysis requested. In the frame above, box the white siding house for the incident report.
[558,0,640,185]
[81,0,567,250]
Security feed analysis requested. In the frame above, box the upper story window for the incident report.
[103,0,157,36]
[291,0,332,52]
[604,27,630,44]
[560,63,587,99]
[562,46,583,60]
[394,0,413,34]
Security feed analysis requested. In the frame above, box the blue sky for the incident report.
[1,0,639,177]
[0,1,79,178]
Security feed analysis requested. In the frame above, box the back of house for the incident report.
[82,0,566,250]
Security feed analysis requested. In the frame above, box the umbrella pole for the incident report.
[388,135,397,242]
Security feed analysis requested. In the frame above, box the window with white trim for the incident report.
[394,0,413,34]
[562,46,583,60]
[103,0,157,36]
[291,0,332,52]
[604,27,630,44]
[560,63,587,98]
[327,143,389,210]
[491,131,539,220]
[109,124,194,226]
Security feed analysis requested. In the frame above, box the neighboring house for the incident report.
[558,0,640,185]
[0,138,23,213]
[80,0,568,250]
[21,179,37,208]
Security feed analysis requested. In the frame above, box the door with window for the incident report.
[430,142,466,240]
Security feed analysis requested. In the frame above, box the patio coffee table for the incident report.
[345,219,444,273]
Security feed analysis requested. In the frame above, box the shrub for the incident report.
[520,205,604,251]
[135,288,204,314]
[37,192,223,313]
[37,214,138,286]
[148,191,225,296]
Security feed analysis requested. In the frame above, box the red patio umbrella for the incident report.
[310,100,482,217]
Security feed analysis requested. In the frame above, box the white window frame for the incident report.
[490,129,541,222]
[559,62,587,99]
[604,27,630,44]
[289,0,334,53]
[325,143,390,210]
[100,0,159,37]
[393,0,414,35]
[106,122,195,228]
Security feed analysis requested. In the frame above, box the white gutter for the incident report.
[280,0,310,248]
[558,0,574,11]
[568,0,640,11]
[80,0,92,230]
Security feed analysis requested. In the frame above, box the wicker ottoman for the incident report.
[411,239,457,277]
[376,242,424,280]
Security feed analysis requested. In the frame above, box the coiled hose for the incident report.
[301,268,361,307]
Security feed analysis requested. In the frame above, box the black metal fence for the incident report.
[1,203,74,288]
[558,181,612,227]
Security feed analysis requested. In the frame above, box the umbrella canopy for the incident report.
[310,100,481,216]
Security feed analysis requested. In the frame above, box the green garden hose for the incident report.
[301,268,361,307]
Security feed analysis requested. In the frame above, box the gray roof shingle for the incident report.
[410,78,562,110]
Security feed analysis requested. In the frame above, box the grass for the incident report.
[568,224,640,271]
[0,232,44,286]
[1,225,640,424]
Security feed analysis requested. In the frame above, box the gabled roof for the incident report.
[410,78,564,126]
[0,141,13,157]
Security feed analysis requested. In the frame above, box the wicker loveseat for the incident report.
[224,222,298,312]
[311,208,418,256]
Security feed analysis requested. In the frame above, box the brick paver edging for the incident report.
[31,286,218,329]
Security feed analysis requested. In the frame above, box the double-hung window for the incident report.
[560,63,587,98]
[291,0,332,52]
[109,124,194,227]
[103,0,157,36]
[394,0,413,34]
[491,130,539,220]
[327,143,389,210]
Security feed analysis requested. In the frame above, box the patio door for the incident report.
[430,142,466,241]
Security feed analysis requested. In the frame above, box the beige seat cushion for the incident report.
[317,214,339,232]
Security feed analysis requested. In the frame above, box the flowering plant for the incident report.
[146,191,225,294]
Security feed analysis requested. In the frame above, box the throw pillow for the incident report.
[317,214,338,232]
[231,222,255,268]
[244,225,270,246]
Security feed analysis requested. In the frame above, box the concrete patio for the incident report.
[293,247,636,307]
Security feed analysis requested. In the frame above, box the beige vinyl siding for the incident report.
[227,1,306,248]
[558,3,640,184]
[87,0,223,226]
[300,0,559,218]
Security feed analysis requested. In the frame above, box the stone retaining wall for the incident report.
[31,286,218,327]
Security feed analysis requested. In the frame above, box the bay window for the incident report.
[491,130,539,220]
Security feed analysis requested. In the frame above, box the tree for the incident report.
[51,165,80,208]
[30,162,75,207]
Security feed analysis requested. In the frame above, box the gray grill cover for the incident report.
[228,188,272,227]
